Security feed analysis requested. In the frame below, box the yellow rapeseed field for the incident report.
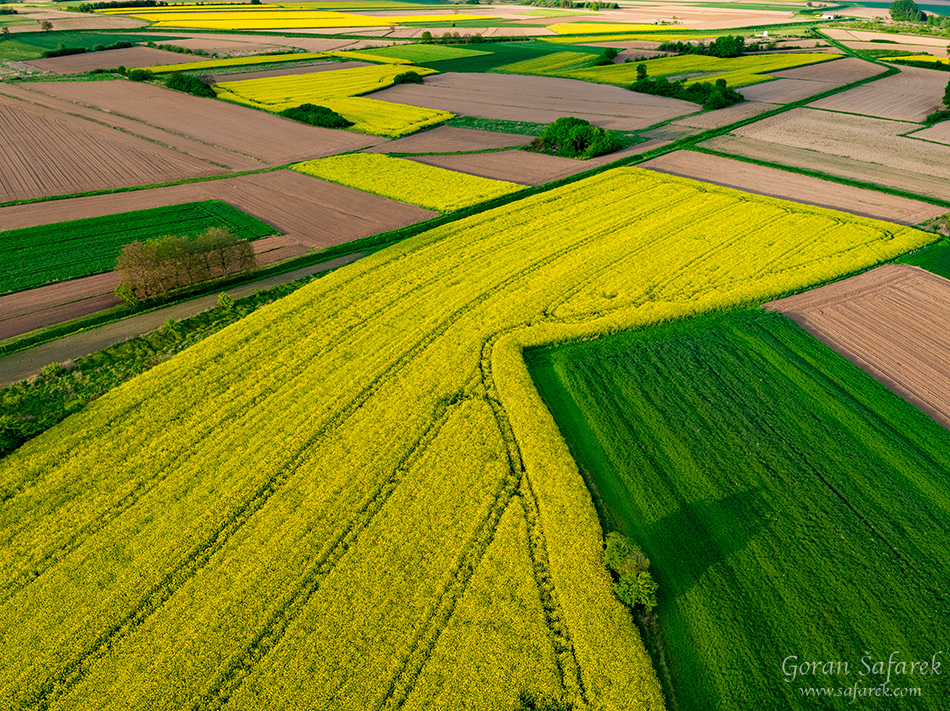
[882,54,950,65]
[136,52,329,75]
[214,64,452,136]
[293,153,525,212]
[0,169,933,711]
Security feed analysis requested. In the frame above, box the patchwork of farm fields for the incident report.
[0,167,933,710]
[0,200,275,295]
[527,308,950,710]
[4,7,950,709]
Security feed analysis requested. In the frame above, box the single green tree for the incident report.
[889,0,925,22]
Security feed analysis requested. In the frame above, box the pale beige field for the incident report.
[407,139,667,185]
[767,264,950,430]
[824,28,950,46]
[739,77,837,103]
[365,126,531,154]
[729,107,950,178]
[909,120,950,145]
[206,61,371,82]
[373,72,699,129]
[701,134,950,202]
[23,80,384,164]
[23,47,208,75]
[641,150,946,224]
[843,41,949,57]
[809,66,947,121]
[770,56,884,83]
[671,100,774,128]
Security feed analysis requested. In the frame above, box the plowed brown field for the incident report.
[641,150,946,224]
[206,61,371,82]
[0,95,218,203]
[767,264,950,429]
[372,72,698,129]
[365,126,530,154]
[739,78,837,104]
[770,57,884,83]
[23,80,383,165]
[24,47,207,75]
[910,120,950,145]
[672,101,773,128]
[809,66,945,122]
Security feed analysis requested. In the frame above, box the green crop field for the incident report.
[10,31,175,51]
[527,309,950,711]
[900,238,950,279]
[354,42,493,63]
[494,50,603,75]
[408,39,592,73]
[0,201,276,295]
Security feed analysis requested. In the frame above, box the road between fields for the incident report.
[0,253,363,388]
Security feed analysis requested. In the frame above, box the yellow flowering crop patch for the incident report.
[100,7,497,30]
[213,64,449,136]
[565,52,835,88]
[135,52,329,75]
[293,153,524,211]
[0,167,933,711]
[882,54,949,64]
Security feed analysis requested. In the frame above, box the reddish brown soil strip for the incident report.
[702,134,950,203]
[809,66,946,122]
[371,72,698,130]
[23,80,384,165]
[364,126,530,154]
[769,56,884,84]
[407,140,666,186]
[672,101,773,128]
[641,150,946,224]
[739,77,838,103]
[23,47,208,75]
[0,253,363,388]
[0,170,434,338]
[766,264,950,429]
[0,83,262,171]
[824,29,949,46]
[206,61,371,82]
[0,94,219,203]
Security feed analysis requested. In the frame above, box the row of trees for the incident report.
[630,61,744,110]
[114,227,256,304]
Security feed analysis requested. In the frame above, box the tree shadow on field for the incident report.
[646,487,765,599]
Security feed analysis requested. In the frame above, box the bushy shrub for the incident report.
[604,531,659,612]
[165,71,216,98]
[127,68,154,81]
[631,64,743,110]
[278,103,353,128]
[393,70,425,84]
[890,0,925,21]
[530,116,620,159]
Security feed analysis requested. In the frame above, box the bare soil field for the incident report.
[767,264,950,430]
[373,73,699,129]
[364,125,530,154]
[0,83,262,171]
[641,150,946,224]
[5,10,145,33]
[671,100,773,128]
[207,61,371,82]
[908,120,950,145]
[0,95,219,203]
[770,56,884,84]
[23,47,208,75]
[844,41,949,57]
[23,80,383,164]
[824,28,950,46]
[0,170,433,339]
[407,139,666,185]
[729,107,950,179]
[809,66,946,122]
[700,134,950,202]
[739,78,838,103]
[614,48,670,61]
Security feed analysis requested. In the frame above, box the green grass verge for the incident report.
[0,39,44,60]
[0,200,276,295]
[527,308,950,711]
[444,115,548,135]
[0,269,330,459]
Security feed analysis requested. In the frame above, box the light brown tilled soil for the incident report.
[0,95,219,203]
[908,120,950,145]
[737,78,837,104]
[843,41,949,57]
[641,150,946,224]
[407,140,666,185]
[671,101,773,128]
[206,61,371,82]
[23,47,209,75]
[23,80,384,164]
[809,66,946,122]
[769,56,885,84]
[364,126,530,154]
[766,264,950,430]
[702,134,950,202]
[372,72,699,130]
[824,28,950,46]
